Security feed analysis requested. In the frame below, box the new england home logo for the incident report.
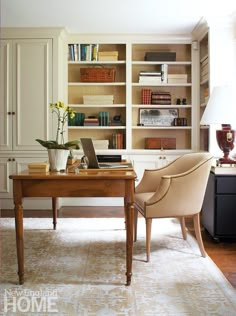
[3,287,58,313]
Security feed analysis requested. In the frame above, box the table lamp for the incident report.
[200,86,236,165]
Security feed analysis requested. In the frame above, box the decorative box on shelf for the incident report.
[145,137,176,149]
[83,95,114,105]
[98,51,119,61]
[80,67,116,82]
[167,74,188,84]
[144,52,176,61]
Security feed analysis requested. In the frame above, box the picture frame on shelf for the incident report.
[139,108,178,126]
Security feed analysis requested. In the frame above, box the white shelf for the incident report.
[132,83,192,87]
[68,82,126,86]
[68,126,126,130]
[69,104,126,108]
[132,61,192,65]
[132,104,192,108]
[132,126,191,130]
[68,60,126,65]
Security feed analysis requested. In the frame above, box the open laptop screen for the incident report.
[80,138,129,169]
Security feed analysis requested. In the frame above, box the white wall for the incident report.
[207,17,236,157]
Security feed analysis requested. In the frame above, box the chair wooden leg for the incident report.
[180,217,187,240]
[146,218,152,262]
[193,213,206,257]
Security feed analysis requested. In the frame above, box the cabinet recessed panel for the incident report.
[13,39,52,150]
[0,40,12,150]
[216,196,236,235]
[0,160,10,193]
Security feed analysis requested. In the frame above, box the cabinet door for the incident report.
[0,156,47,199]
[0,157,13,198]
[0,40,13,150]
[12,39,53,151]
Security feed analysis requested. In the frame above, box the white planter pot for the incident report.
[47,149,69,172]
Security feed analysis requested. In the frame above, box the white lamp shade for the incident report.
[200,86,236,125]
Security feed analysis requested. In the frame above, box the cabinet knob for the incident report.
[12,112,16,115]
[7,112,12,115]
[8,158,12,161]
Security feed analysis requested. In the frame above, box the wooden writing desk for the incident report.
[9,168,136,285]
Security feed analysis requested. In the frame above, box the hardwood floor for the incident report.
[1,206,236,288]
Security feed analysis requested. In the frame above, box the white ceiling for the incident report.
[1,0,236,34]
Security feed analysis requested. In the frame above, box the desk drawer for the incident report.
[216,176,236,194]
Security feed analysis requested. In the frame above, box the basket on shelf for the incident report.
[80,67,116,82]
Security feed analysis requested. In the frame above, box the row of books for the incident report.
[112,133,124,149]
[68,44,119,62]
[82,112,123,127]
[68,44,99,61]
[200,56,209,82]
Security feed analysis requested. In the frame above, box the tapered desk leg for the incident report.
[125,200,134,286]
[52,197,58,230]
[14,201,24,284]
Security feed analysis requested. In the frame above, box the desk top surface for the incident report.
[9,169,136,180]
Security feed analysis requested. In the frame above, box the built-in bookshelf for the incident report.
[67,43,127,149]
[131,43,192,150]
[66,37,197,152]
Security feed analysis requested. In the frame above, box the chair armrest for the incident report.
[135,157,180,193]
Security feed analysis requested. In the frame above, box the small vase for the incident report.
[47,149,69,172]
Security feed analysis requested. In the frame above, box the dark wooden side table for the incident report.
[202,166,236,241]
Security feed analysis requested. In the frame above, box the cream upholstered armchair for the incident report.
[134,152,213,262]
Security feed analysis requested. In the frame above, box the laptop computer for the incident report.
[80,138,129,169]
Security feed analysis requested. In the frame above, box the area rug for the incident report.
[0,218,235,315]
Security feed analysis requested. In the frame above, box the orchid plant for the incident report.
[36,101,80,150]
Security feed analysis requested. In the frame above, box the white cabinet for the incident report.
[0,38,53,151]
[0,28,66,209]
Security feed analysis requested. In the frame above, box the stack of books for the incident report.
[139,71,162,84]
[28,162,49,173]
[83,117,99,126]
[83,95,114,105]
[151,92,171,105]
